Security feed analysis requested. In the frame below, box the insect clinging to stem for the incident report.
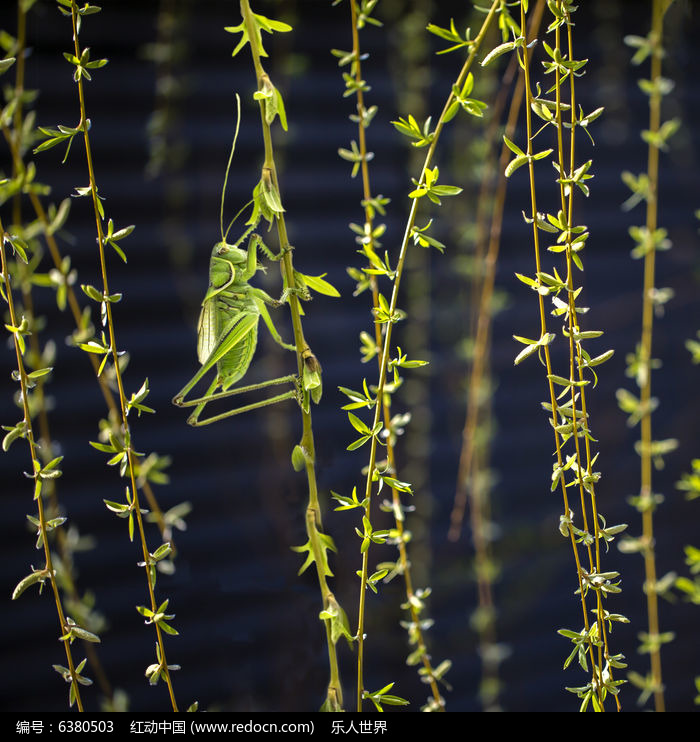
[172,95,304,426]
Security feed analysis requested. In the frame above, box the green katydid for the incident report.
[172,99,304,426]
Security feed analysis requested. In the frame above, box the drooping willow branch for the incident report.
[337,0,446,711]
[618,0,679,712]
[512,0,627,711]
[238,0,344,712]
[65,0,179,710]
[352,0,501,711]
[2,214,88,711]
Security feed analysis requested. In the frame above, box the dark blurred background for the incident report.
[1,0,699,713]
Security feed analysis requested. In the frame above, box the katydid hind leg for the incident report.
[184,373,300,425]
[186,386,299,426]
[185,377,219,426]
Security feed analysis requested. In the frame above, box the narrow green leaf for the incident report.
[482,40,516,67]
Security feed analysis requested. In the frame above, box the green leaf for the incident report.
[81,284,103,302]
[548,374,588,388]
[319,595,353,647]
[392,114,434,148]
[2,422,26,452]
[298,273,340,297]
[426,19,472,55]
[347,435,371,451]
[27,367,53,380]
[262,179,284,215]
[90,440,117,454]
[225,12,292,59]
[513,332,555,365]
[291,535,335,578]
[503,136,525,157]
[12,569,48,600]
[291,444,306,472]
[347,412,371,436]
[481,40,517,67]
[505,154,529,178]
[0,57,16,75]
[152,542,172,561]
[69,625,101,644]
[158,621,179,636]
[583,349,614,368]
[79,340,108,355]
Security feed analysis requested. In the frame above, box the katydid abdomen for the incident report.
[212,289,259,390]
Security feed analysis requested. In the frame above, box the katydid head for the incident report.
[213,240,247,266]
[204,241,249,300]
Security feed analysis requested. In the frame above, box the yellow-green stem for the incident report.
[69,1,178,711]
[639,0,665,713]
[3,1,117,701]
[347,0,444,710]
[353,0,501,711]
[1,216,84,712]
[520,1,603,703]
[552,9,613,709]
[449,3,546,710]
[240,0,343,708]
